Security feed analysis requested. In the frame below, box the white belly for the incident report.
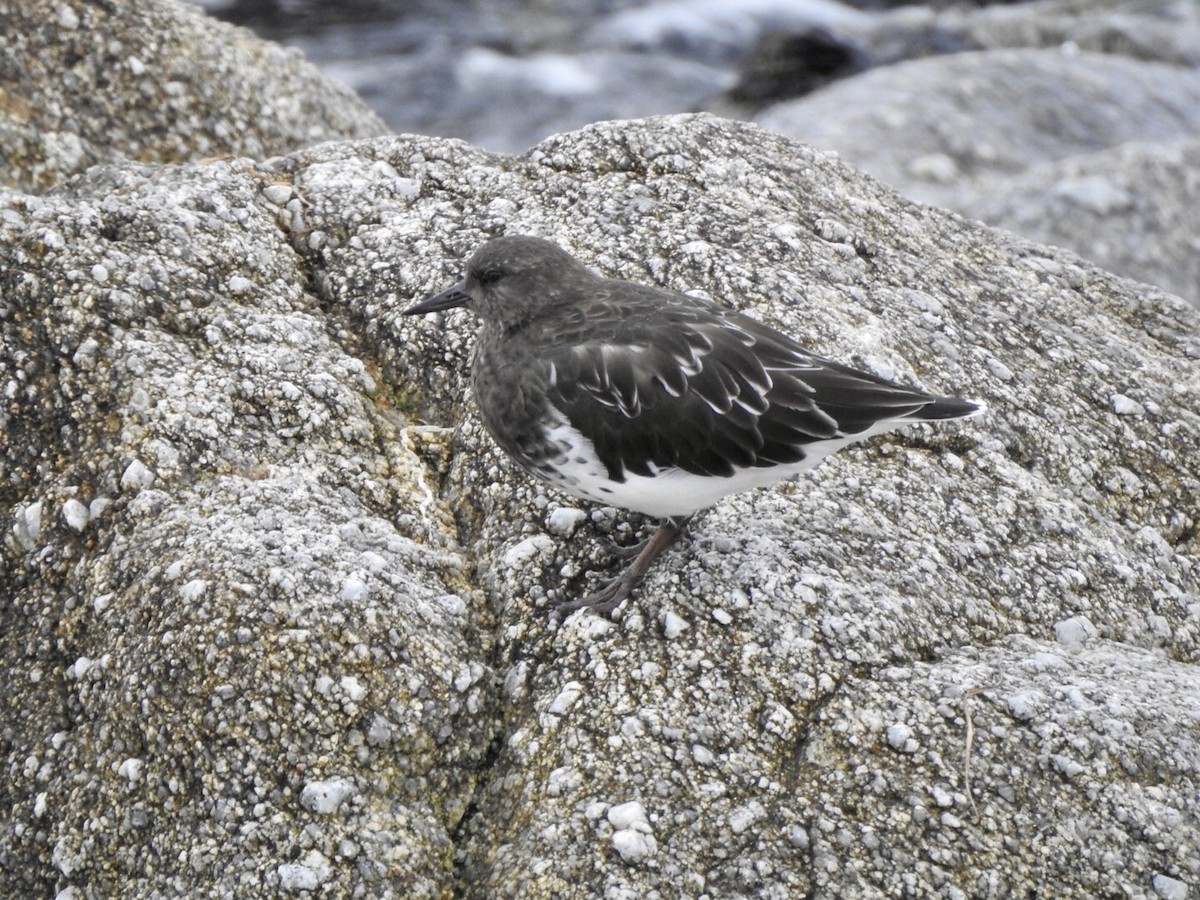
[532,419,900,519]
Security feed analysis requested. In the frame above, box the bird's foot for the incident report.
[553,567,644,618]
[552,515,693,620]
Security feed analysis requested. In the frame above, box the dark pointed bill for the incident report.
[403,282,470,316]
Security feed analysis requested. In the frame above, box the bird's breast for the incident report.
[471,338,561,469]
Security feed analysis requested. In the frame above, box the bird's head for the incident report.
[404,235,597,332]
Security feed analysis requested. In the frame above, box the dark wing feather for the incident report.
[542,282,963,482]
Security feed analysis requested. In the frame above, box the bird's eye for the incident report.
[477,268,504,286]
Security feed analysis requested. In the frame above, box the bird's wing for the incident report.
[543,289,949,481]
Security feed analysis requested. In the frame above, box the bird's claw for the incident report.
[552,570,639,619]
[598,534,650,560]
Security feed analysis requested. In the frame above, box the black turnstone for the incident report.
[404,235,984,615]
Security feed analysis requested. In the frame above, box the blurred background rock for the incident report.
[190,0,1200,307]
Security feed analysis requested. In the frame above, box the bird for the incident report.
[404,235,984,616]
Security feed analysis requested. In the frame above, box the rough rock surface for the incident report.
[0,0,388,193]
[960,138,1200,309]
[930,0,1200,68]
[3,110,1198,897]
[755,47,1200,308]
[757,48,1200,212]
[0,157,494,896]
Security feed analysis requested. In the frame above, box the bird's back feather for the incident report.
[525,280,981,484]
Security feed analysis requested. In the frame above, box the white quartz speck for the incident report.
[262,184,293,206]
[728,801,764,834]
[1024,651,1068,671]
[339,675,366,702]
[786,824,809,848]
[1111,394,1145,416]
[662,610,689,638]
[1053,754,1085,778]
[1054,615,1097,647]
[1007,690,1043,720]
[278,852,332,891]
[607,800,656,862]
[886,723,914,751]
[987,357,1014,381]
[546,507,587,537]
[300,778,356,814]
[483,198,519,219]
[14,501,43,549]
[72,337,100,367]
[179,579,208,602]
[360,551,387,572]
[503,535,554,568]
[52,836,82,877]
[367,715,393,745]
[120,459,156,489]
[129,387,151,411]
[339,577,367,601]
[548,681,584,715]
[612,828,657,862]
[1152,873,1188,900]
[228,275,254,294]
[607,800,649,830]
[393,177,421,200]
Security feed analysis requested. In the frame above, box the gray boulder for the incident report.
[3,111,1198,897]
[756,47,1200,308]
[960,138,1200,309]
[0,0,387,193]
[1,156,493,896]
[757,48,1200,211]
[935,0,1200,67]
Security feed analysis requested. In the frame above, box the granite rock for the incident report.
[961,138,1200,308]
[4,110,1198,896]
[0,0,387,193]
[757,48,1200,212]
[756,47,1200,307]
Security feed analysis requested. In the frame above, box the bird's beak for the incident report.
[403,282,470,316]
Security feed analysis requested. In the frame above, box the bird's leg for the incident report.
[556,515,693,617]
[599,531,651,560]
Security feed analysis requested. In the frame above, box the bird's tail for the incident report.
[916,396,987,422]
